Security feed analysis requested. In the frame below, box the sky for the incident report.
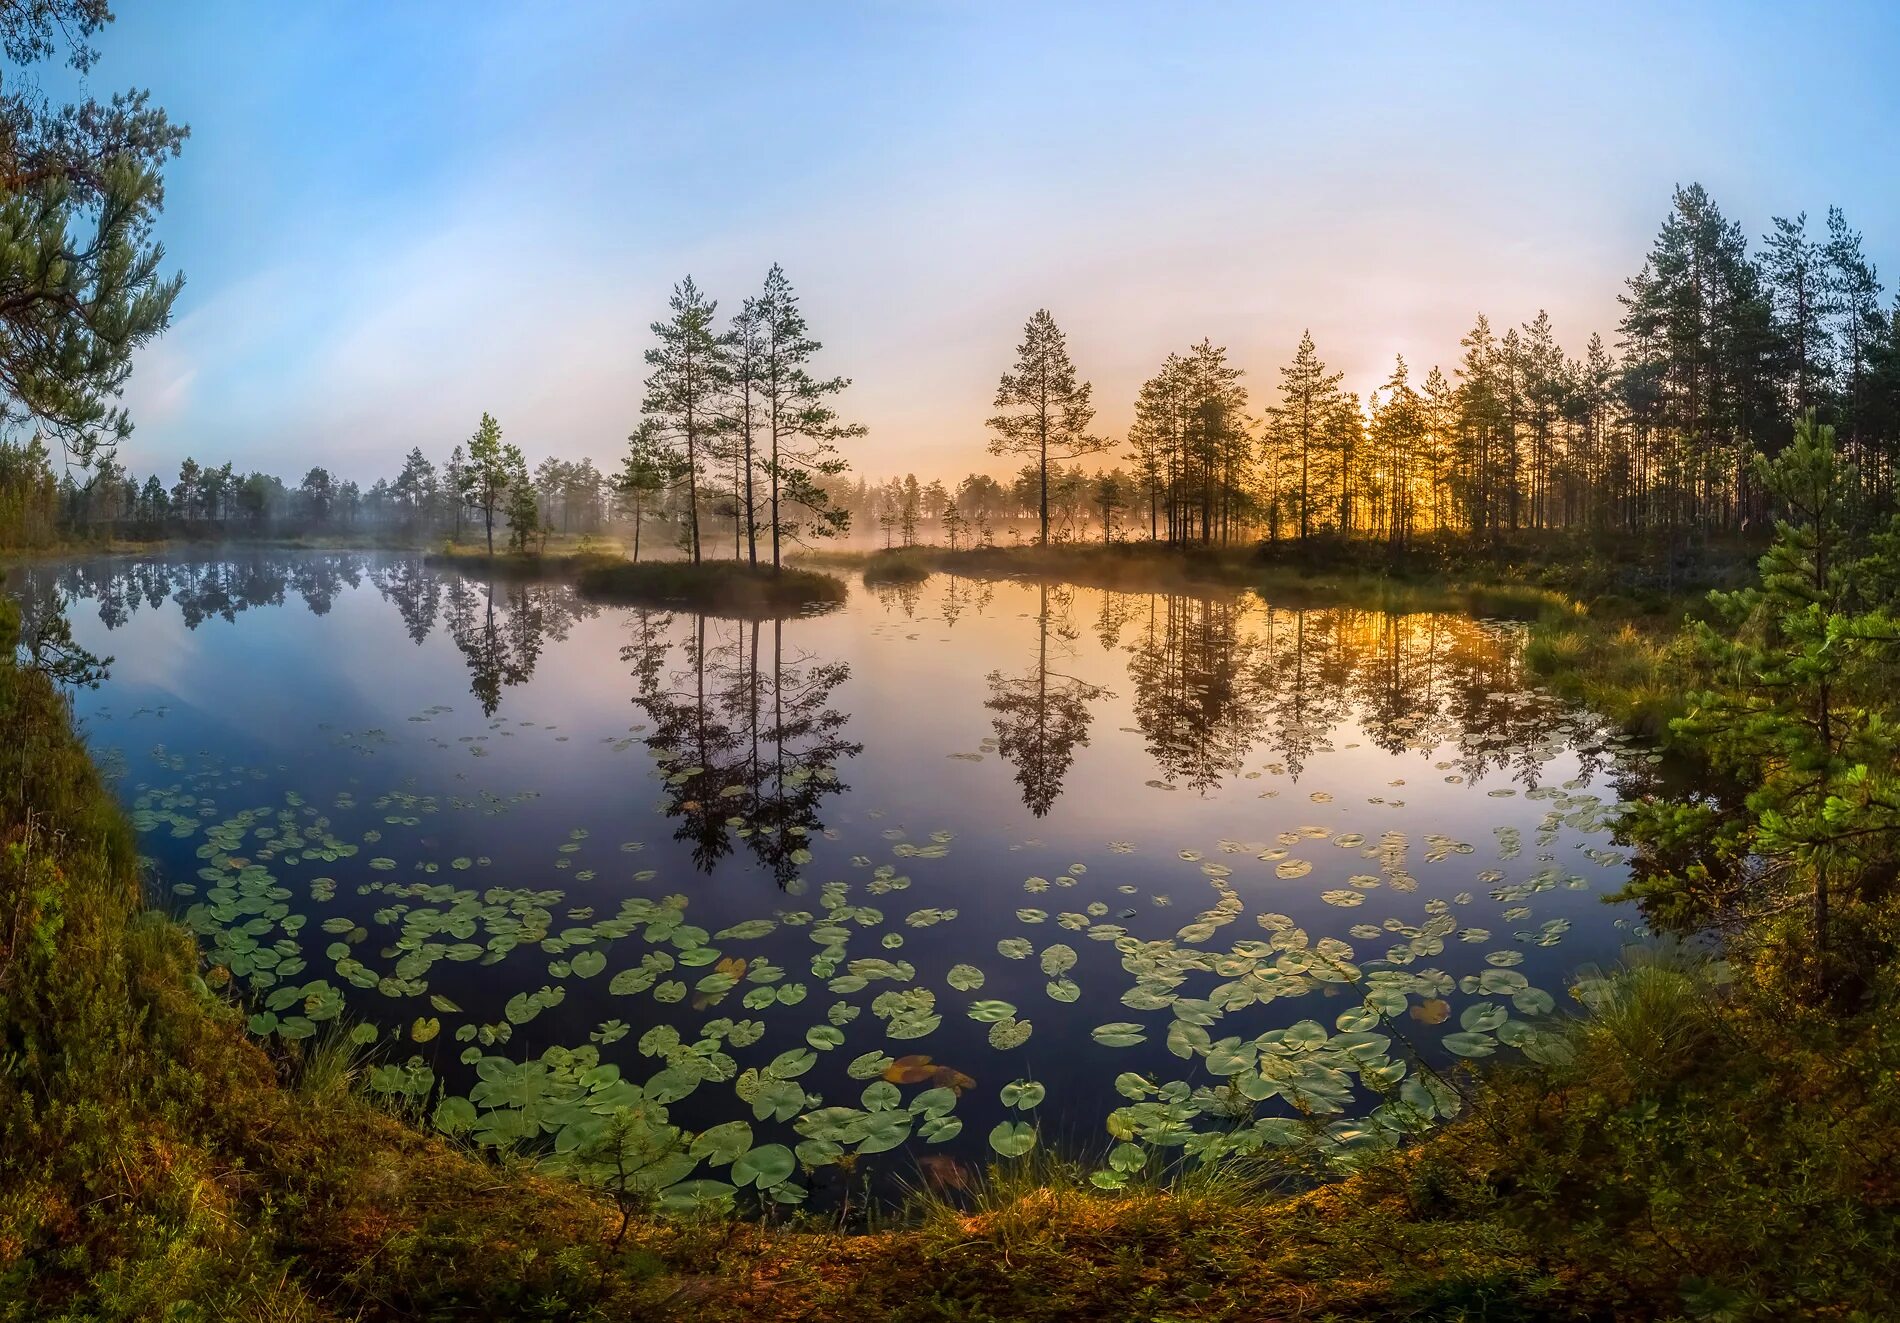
[76,1,1900,486]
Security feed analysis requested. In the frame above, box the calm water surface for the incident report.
[13,552,1658,1205]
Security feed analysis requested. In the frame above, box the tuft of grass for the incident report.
[294,1020,370,1104]
[1524,602,1693,739]
[859,551,932,585]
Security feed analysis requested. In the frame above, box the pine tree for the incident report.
[1129,354,1186,542]
[1823,207,1887,470]
[1520,312,1566,530]
[1371,356,1425,546]
[460,412,517,555]
[442,444,469,540]
[942,499,966,550]
[1634,415,1900,994]
[1618,184,1778,533]
[1453,315,1503,536]
[720,292,767,563]
[533,457,568,534]
[640,276,728,563]
[1420,364,1457,532]
[1271,331,1344,542]
[298,467,336,524]
[392,447,437,533]
[1762,213,1832,418]
[1178,339,1249,544]
[1093,470,1126,543]
[618,421,685,563]
[756,264,861,567]
[506,457,540,553]
[988,310,1106,545]
[0,3,186,473]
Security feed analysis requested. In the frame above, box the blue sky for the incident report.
[91,1,1900,484]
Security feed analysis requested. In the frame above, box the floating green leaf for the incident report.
[1000,1079,1045,1110]
[988,1120,1037,1157]
[987,1016,1032,1049]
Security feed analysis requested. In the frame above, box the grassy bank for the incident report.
[422,544,849,616]
[0,536,174,562]
[575,559,847,616]
[1524,601,1697,740]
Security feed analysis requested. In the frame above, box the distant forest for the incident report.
[5,184,1895,553]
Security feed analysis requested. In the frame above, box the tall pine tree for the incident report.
[988,310,1106,545]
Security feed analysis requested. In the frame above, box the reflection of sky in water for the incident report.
[20,552,1657,1181]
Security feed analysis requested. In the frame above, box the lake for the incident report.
[12,551,1659,1208]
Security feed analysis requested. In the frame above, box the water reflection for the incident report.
[14,552,374,630]
[984,582,1107,816]
[14,552,1637,823]
[1127,592,1264,792]
[444,579,546,717]
[624,611,860,879]
[375,556,443,644]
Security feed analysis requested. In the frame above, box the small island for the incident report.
[575,559,846,614]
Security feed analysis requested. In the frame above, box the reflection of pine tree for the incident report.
[1092,587,1138,652]
[437,572,595,717]
[445,579,546,717]
[985,582,1107,816]
[373,556,443,644]
[9,569,111,687]
[1438,622,1566,789]
[743,619,861,885]
[1126,592,1263,793]
[1359,612,1442,757]
[870,580,924,618]
[112,552,376,629]
[173,560,250,626]
[937,575,992,630]
[624,612,857,879]
[646,615,747,871]
[287,557,356,616]
[1257,606,1344,782]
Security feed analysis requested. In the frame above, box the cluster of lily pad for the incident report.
[125,740,1637,1216]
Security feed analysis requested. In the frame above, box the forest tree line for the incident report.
[6,183,1897,554]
